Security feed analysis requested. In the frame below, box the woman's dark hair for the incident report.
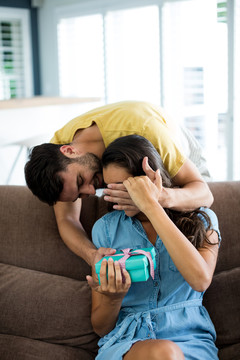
[102,134,172,188]
[102,135,217,249]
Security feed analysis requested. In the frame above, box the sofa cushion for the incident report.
[0,263,99,352]
[203,267,240,348]
[218,343,240,360]
[0,334,95,360]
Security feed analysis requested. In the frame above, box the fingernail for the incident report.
[107,184,112,189]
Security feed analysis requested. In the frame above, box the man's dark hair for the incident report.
[24,143,74,206]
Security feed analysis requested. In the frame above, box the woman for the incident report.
[87,135,221,360]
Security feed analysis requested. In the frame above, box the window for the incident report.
[183,67,204,106]
[104,6,160,104]
[57,5,160,104]
[54,0,239,181]
[162,0,228,180]
[57,14,104,99]
[233,0,240,179]
[0,7,33,100]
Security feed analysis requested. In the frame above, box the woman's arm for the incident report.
[145,204,218,291]
[123,173,218,292]
[87,258,131,337]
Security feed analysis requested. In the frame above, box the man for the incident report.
[25,101,213,266]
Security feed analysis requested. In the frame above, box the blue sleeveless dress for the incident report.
[92,208,221,360]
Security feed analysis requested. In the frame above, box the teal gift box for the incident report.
[95,247,156,283]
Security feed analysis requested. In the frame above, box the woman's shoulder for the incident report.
[198,207,218,223]
[198,207,221,239]
[93,210,125,230]
[92,211,128,248]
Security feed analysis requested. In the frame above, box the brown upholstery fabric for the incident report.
[204,181,240,359]
[0,263,99,350]
[0,186,103,281]
[0,334,95,360]
[209,181,240,274]
[218,343,240,360]
[203,268,240,347]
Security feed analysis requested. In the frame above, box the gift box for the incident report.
[95,247,156,283]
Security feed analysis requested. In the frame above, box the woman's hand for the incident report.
[87,258,131,300]
[103,183,139,211]
[103,157,169,211]
[102,157,157,212]
[123,169,163,214]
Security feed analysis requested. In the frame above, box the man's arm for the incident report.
[53,199,96,265]
[54,200,116,264]
[103,158,213,212]
[159,158,213,211]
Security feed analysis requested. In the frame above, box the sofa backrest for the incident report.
[204,181,240,351]
[0,182,240,352]
[0,186,108,281]
[208,181,240,274]
[0,182,239,279]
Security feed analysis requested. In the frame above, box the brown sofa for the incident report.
[0,182,239,360]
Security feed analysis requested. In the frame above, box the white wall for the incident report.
[0,100,103,185]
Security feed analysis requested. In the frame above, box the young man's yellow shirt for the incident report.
[50,101,186,178]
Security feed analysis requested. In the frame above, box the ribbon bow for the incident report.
[116,248,155,280]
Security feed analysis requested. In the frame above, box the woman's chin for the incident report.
[124,210,139,217]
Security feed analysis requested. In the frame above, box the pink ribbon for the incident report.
[113,248,155,280]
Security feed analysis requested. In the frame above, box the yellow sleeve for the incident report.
[141,117,186,178]
[50,115,95,144]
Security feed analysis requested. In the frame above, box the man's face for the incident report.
[58,153,103,202]
[103,163,140,217]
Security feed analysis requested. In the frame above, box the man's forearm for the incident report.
[57,218,96,265]
[161,181,213,211]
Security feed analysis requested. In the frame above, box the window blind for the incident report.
[0,8,33,100]
[217,1,227,23]
[233,0,240,179]
[0,19,25,99]
[183,67,204,106]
